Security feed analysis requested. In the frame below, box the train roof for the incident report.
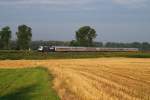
[53,46,139,49]
[39,45,138,49]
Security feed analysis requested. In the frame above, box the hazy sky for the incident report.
[0,0,150,42]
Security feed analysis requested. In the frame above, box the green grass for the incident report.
[0,67,60,100]
[0,50,150,60]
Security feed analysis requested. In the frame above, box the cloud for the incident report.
[0,0,99,11]
[0,0,149,9]
[0,0,93,5]
[112,0,148,8]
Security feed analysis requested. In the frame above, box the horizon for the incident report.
[10,39,150,43]
[0,0,150,42]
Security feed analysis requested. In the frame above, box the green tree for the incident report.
[141,42,150,51]
[0,32,2,49]
[75,26,97,46]
[0,26,11,49]
[16,25,32,50]
[70,40,79,46]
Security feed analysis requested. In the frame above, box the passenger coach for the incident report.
[38,46,139,52]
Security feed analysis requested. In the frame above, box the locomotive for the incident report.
[38,46,139,52]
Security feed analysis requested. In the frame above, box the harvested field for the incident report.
[0,58,150,100]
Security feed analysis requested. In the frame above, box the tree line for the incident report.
[0,25,97,50]
[8,40,150,51]
[0,25,32,50]
[0,25,150,51]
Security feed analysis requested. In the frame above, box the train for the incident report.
[38,46,139,52]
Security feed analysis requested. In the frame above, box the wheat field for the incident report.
[0,58,150,100]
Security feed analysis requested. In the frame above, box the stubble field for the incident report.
[0,58,150,100]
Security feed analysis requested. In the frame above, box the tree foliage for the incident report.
[71,26,97,47]
[70,40,79,46]
[104,42,150,51]
[16,25,32,50]
[0,26,11,49]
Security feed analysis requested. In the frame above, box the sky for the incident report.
[0,0,150,42]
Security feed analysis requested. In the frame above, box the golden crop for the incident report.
[0,58,150,100]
